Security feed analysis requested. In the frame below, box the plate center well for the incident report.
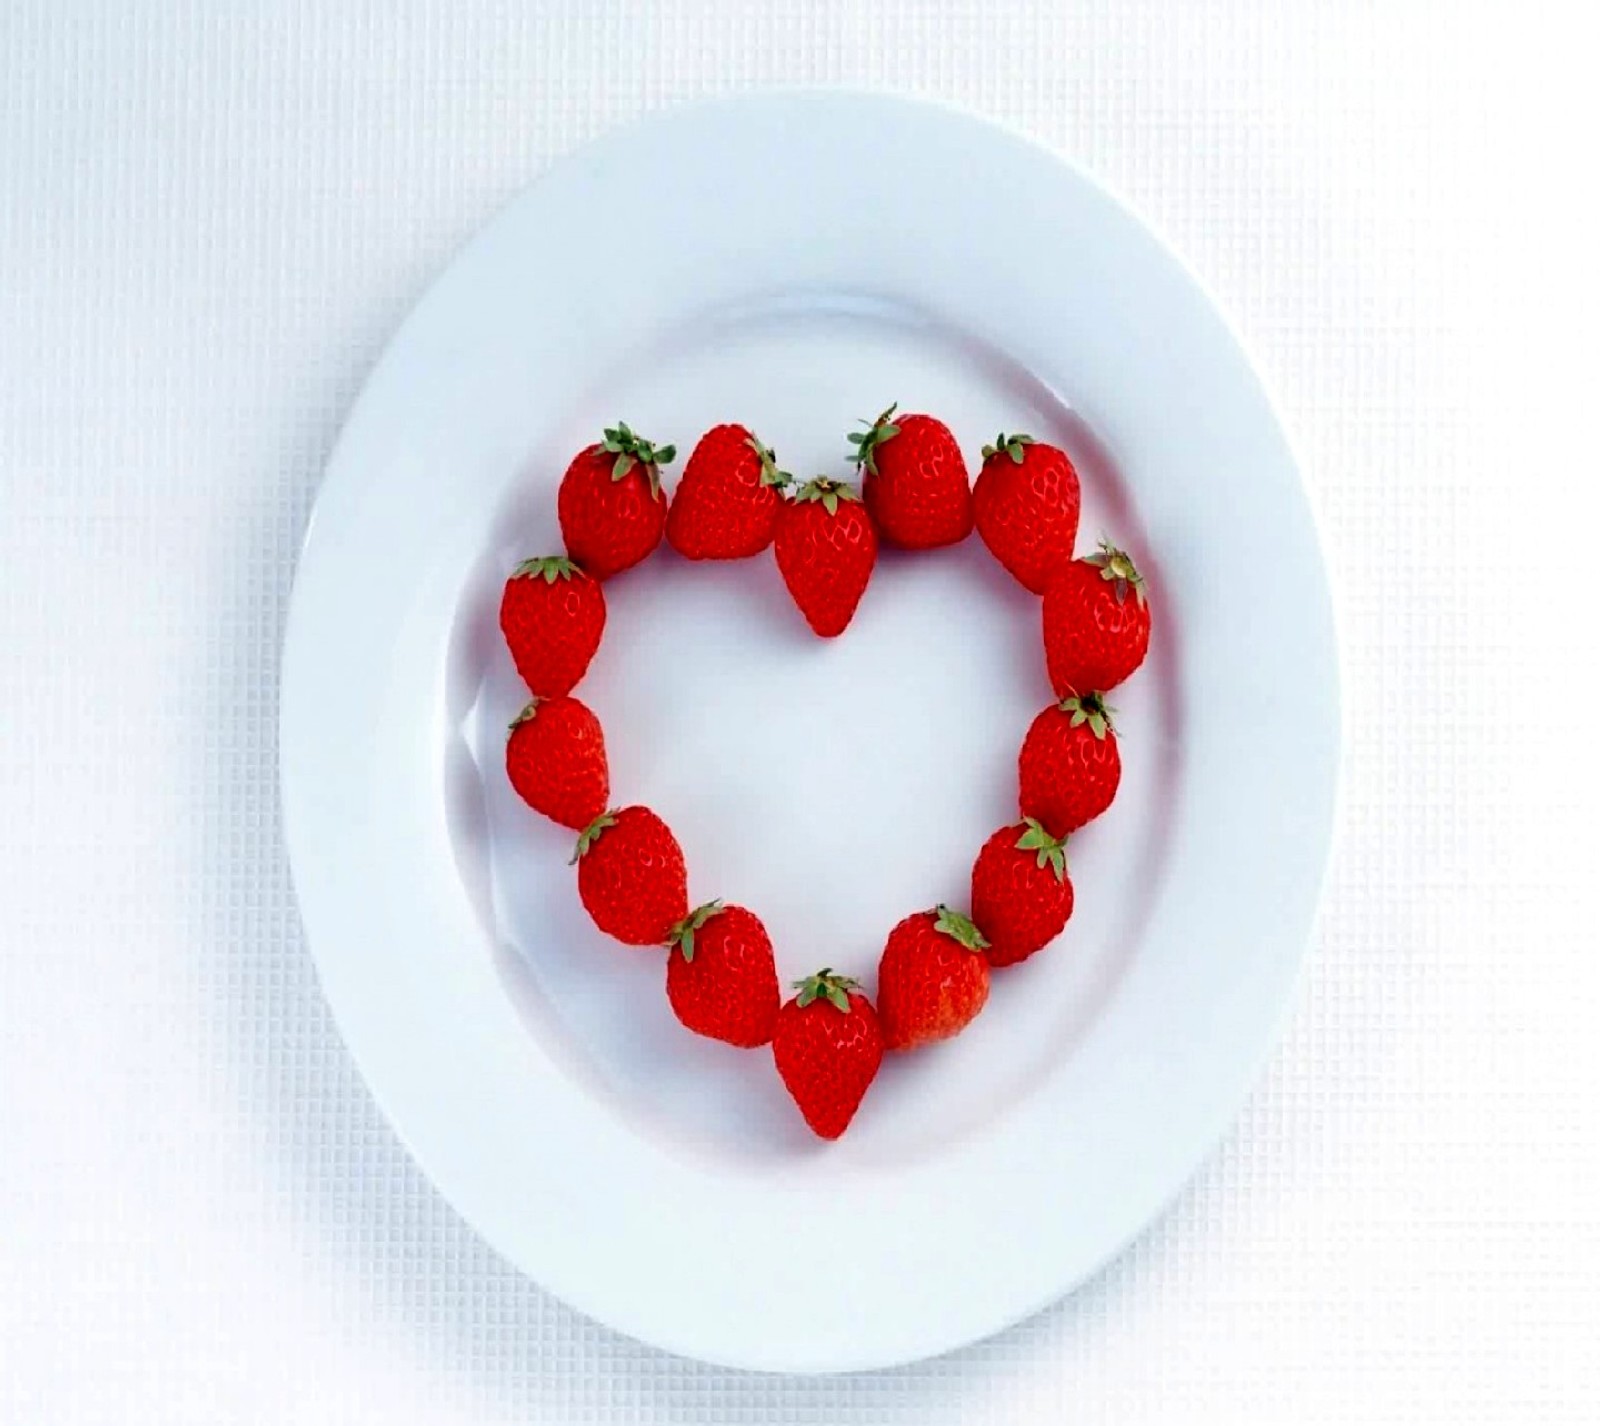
[446,295,1180,1165]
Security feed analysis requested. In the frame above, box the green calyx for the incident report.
[600,421,676,496]
[981,432,1035,464]
[745,435,793,491]
[1015,817,1069,883]
[569,809,619,864]
[933,904,990,952]
[792,475,861,517]
[511,555,582,584]
[667,900,725,961]
[1059,691,1116,740]
[845,402,901,475]
[793,967,859,1013]
[507,699,542,734]
[1085,539,1147,608]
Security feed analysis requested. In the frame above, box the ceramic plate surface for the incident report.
[280,92,1339,1372]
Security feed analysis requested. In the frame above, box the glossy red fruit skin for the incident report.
[559,444,668,580]
[1042,558,1152,696]
[773,496,879,637]
[666,905,781,1047]
[971,825,1075,968]
[861,413,973,549]
[575,807,688,946]
[499,563,606,697]
[666,424,783,559]
[1018,703,1121,836]
[876,912,990,1052]
[505,697,609,831]
[973,442,1081,594]
[772,990,884,1139]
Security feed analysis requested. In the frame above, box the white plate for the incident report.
[280,92,1339,1372]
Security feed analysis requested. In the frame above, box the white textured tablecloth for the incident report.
[3,4,1597,1421]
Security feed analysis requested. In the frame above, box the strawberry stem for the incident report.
[980,432,1034,463]
[569,809,619,864]
[845,403,901,475]
[667,901,725,961]
[1059,692,1116,739]
[792,476,861,517]
[511,555,583,584]
[507,699,542,734]
[933,905,990,951]
[1085,540,1146,607]
[745,435,793,490]
[1015,818,1069,882]
[600,422,676,496]
[794,968,859,1013]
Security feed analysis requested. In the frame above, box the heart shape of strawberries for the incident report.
[499,411,1151,1139]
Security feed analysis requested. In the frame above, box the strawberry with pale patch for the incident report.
[1042,541,1151,696]
[848,403,972,549]
[499,556,605,697]
[505,696,609,831]
[572,806,688,946]
[558,422,676,580]
[772,476,878,637]
[772,969,884,1140]
[875,905,991,1052]
[666,424,791,559]
[665,901,781,1048]
[972,432,1081,594]
[1018,691,1122,837]
[971,819,1074,967]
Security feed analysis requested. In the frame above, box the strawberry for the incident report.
[875,905,991,1052]
[1018,692,1121,836]
[848,403,972,549]
[1042,541,1151,696]
[970,819,1075,968]
[972,432,1081,594]
[772,477,878,637]
[499,556,606,697]
[505,696,609,830]
[665,901,781,1047]
[665,424,790,559]
[572,806,688,946]
[772,970,884,1140]
[558,422,676,580]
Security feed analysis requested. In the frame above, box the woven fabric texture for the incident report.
[2,3,1596,1422]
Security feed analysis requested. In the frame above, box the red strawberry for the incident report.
[1018,692,1121,836]
[875,905,991,1052]
[665,901,781,1047]
[772,970,884,1140]
[772,477,878,637]
[572,806,688,946]
[558,422,676,580]
[848,403,972,549]
[666,424,790,559]
[499,556,606,697]
[505,696,609,830]
[972,433,1081,594]
[1042,541,1151,696]
[970,820,1075,968]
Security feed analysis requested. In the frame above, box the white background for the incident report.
[3,3,1598,1422]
